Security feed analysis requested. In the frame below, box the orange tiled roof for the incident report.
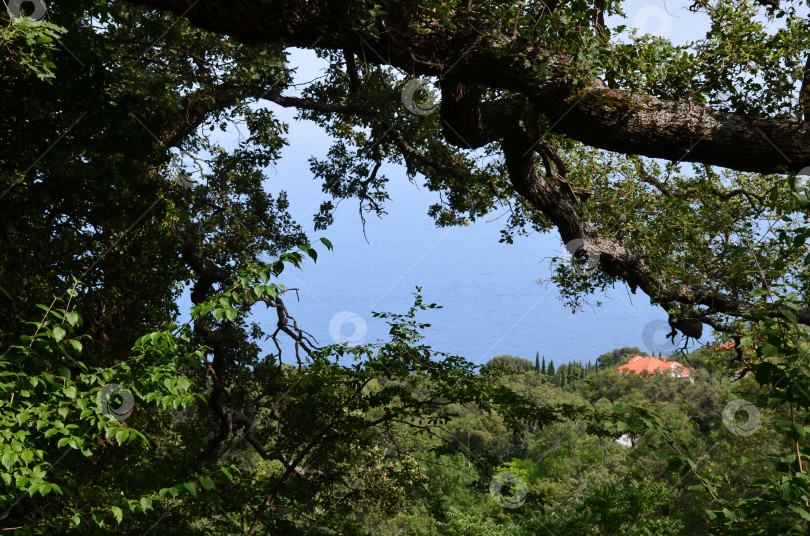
[615,355,691,377]
[715,340,754,350]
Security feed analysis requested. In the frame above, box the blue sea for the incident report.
[244,169,712,366]
[178,44,714,367]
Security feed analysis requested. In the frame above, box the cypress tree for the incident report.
[547,360,555,376]
[541,356,546,375]
[535,351,540,374]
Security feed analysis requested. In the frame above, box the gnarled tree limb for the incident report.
[128,0,810,173]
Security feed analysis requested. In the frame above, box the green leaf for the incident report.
[65,312,79,326]
[761,343,778,358]
[183,481,198,496]
[115,429,129,445]
[789,505,810,521]
[52,326,66,343]
[1,452,17,471]
[300,244,317,261]
[199,476,215,490]
[110,506,123,524]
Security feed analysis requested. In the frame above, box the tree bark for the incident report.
[125,0,810,332]
[126,0,810,174]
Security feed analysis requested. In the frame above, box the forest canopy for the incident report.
[2,0,810,534]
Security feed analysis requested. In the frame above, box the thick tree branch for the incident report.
[343,50,361,93]
[500,128,810,330]
[170,222,229,302]
[141,1,810,336]
[165,80,368,149]
[128,0,810,174]
[801,52,810,123]
[262,93,368,115]
[170,222,316,456]
[593,0,605,40]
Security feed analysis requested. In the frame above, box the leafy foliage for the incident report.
[5,0,810,534]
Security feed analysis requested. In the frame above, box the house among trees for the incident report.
[615,355,692,381]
